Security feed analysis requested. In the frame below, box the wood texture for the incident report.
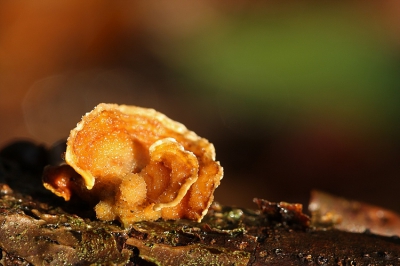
[1,141,400,265]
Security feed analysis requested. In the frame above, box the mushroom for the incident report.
[43,103,223,227]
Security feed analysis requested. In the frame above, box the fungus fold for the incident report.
[43,103,223,226]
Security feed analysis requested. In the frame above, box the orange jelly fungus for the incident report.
[43,103,223,227]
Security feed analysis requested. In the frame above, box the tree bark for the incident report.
[1,141,400,265]
[0,184,399,265]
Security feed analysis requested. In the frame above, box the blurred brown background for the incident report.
[1,1,400,212]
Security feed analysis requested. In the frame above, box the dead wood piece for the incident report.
[310,190,400,237]
[0,179,400,265]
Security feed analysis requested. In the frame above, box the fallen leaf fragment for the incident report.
[254,198,310,229]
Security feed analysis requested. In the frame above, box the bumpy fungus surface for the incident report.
[43,103,223,227]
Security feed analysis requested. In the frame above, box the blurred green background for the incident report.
[1,1,400,212]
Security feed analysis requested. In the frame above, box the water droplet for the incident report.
[227,209,243,220]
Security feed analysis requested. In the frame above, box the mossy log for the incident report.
[1,141,400,265]
[0,185,399,265]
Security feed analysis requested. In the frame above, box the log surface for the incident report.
[1,141,400,265]
[0,185,399,265]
